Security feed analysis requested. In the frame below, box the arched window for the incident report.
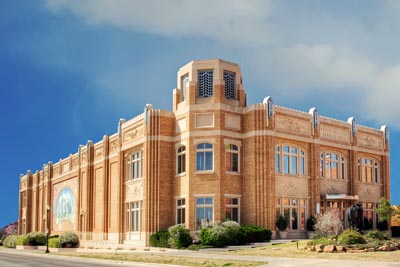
[126,151,142,180]
[196,143,213,171]
[358,158,380,183]
[181,74,189,101]
[275,145,306,175]
[177,146,186,174]
[225,144,239,172]
[198,70,213,98]
[320,152,347,179]
[223,71,235,99]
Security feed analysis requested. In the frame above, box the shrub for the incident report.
[3,235,18,248]
[306,216,316,231]
[307,237,337,246]
[150,230,170,248]
[238,225,272,244]
[168,224,192,249]
[366,230,388,240]
[48,237,60,248]
[314,211,343,237]
[276,214,288,231]
[338,229,366,245]
[26,232,46,246]
[16,235,28,246]
[59,231,79,248]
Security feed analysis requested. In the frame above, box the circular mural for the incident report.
[56,187,75,224]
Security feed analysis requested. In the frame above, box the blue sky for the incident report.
[1,0,399,228]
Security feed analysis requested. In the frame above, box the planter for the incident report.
[278,231,288,239]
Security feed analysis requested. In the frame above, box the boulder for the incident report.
[315,244,324,252]
[336,246,346,253]
[323,245,336,253]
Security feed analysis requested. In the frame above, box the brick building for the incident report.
[18,59,390,246]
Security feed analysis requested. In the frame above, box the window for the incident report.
[181,74,189,101]
[126,151,142,180]
[196,143,213,171]
[22,191,27,208]
[176,199,186,224]
[225,197,240,222]
[223,71,235,99]
[196,197,213,230]
[126,201,141,232]
[358,158,380,183]
[276,197,307,230]
[275,145,306,175]
[363,202,377,230]
[198,70,213,98]
[177,146,186,174]
[225,144,239,172]
[320,152,347,179]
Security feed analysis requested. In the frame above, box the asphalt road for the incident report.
[0,250,182,267]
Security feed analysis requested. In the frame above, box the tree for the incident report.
[376,198,394,222]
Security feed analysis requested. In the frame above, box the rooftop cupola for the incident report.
[173,59,246,111]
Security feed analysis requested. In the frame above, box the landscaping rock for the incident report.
[315,244,324,252]
[336,246,346,253]
[323,245,336,253]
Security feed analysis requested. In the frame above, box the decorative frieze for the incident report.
[276,176,308,198]
[320,179,348,195]
[320,125,350,143]
[358,184,381,202]
[109,140,119,153]
[358,133,383,150]
[126,181,143,202]
[95,147,103,159]
[275,115,311,136]
[124,126,144,142]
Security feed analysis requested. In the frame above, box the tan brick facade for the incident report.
[19,59,390,245]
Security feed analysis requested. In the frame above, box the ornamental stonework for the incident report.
[110,140,118,153]
[320,179,348,195]
[275,115,311,136]
[320,125,350,143]
[276,176,308,198]
[95,147,103,159]
[358,184,381,202]
[196,113,214,128]
[126,181,143,202]
[124,126,144,142]
[358,133,383,150]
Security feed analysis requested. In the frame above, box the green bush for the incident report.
[365,230,388,240]
[306,216,316,231]
[276,214,289,231]
[26,232,46,246]
[168,224,192,249]
[338,229,366,245]
[150,230,170,248]
[16,235,28,246]
[48,237,60,248]
[3,235,18,248]
[307,237,337,246]
[238,225,272,244]
[59,231,79,248]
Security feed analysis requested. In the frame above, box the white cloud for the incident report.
[43,0,400,129]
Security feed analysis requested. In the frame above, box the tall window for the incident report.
[177,146,186,174]
[358,158,380,183]
[320,152,347,179]
[276,197,307,230]
[225,144,239,172]
[126,151,142,180]
[275,145,306,175]
[196,197,213,230]
[181,74,189,101]
[196,143,213,171]
[225,197,240,222]
[22,191,27,208]
[126,201,141,232]
[176,199,186,224]
[198,70,213,98]
[363,202,376,230]
[223,71,235,99]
